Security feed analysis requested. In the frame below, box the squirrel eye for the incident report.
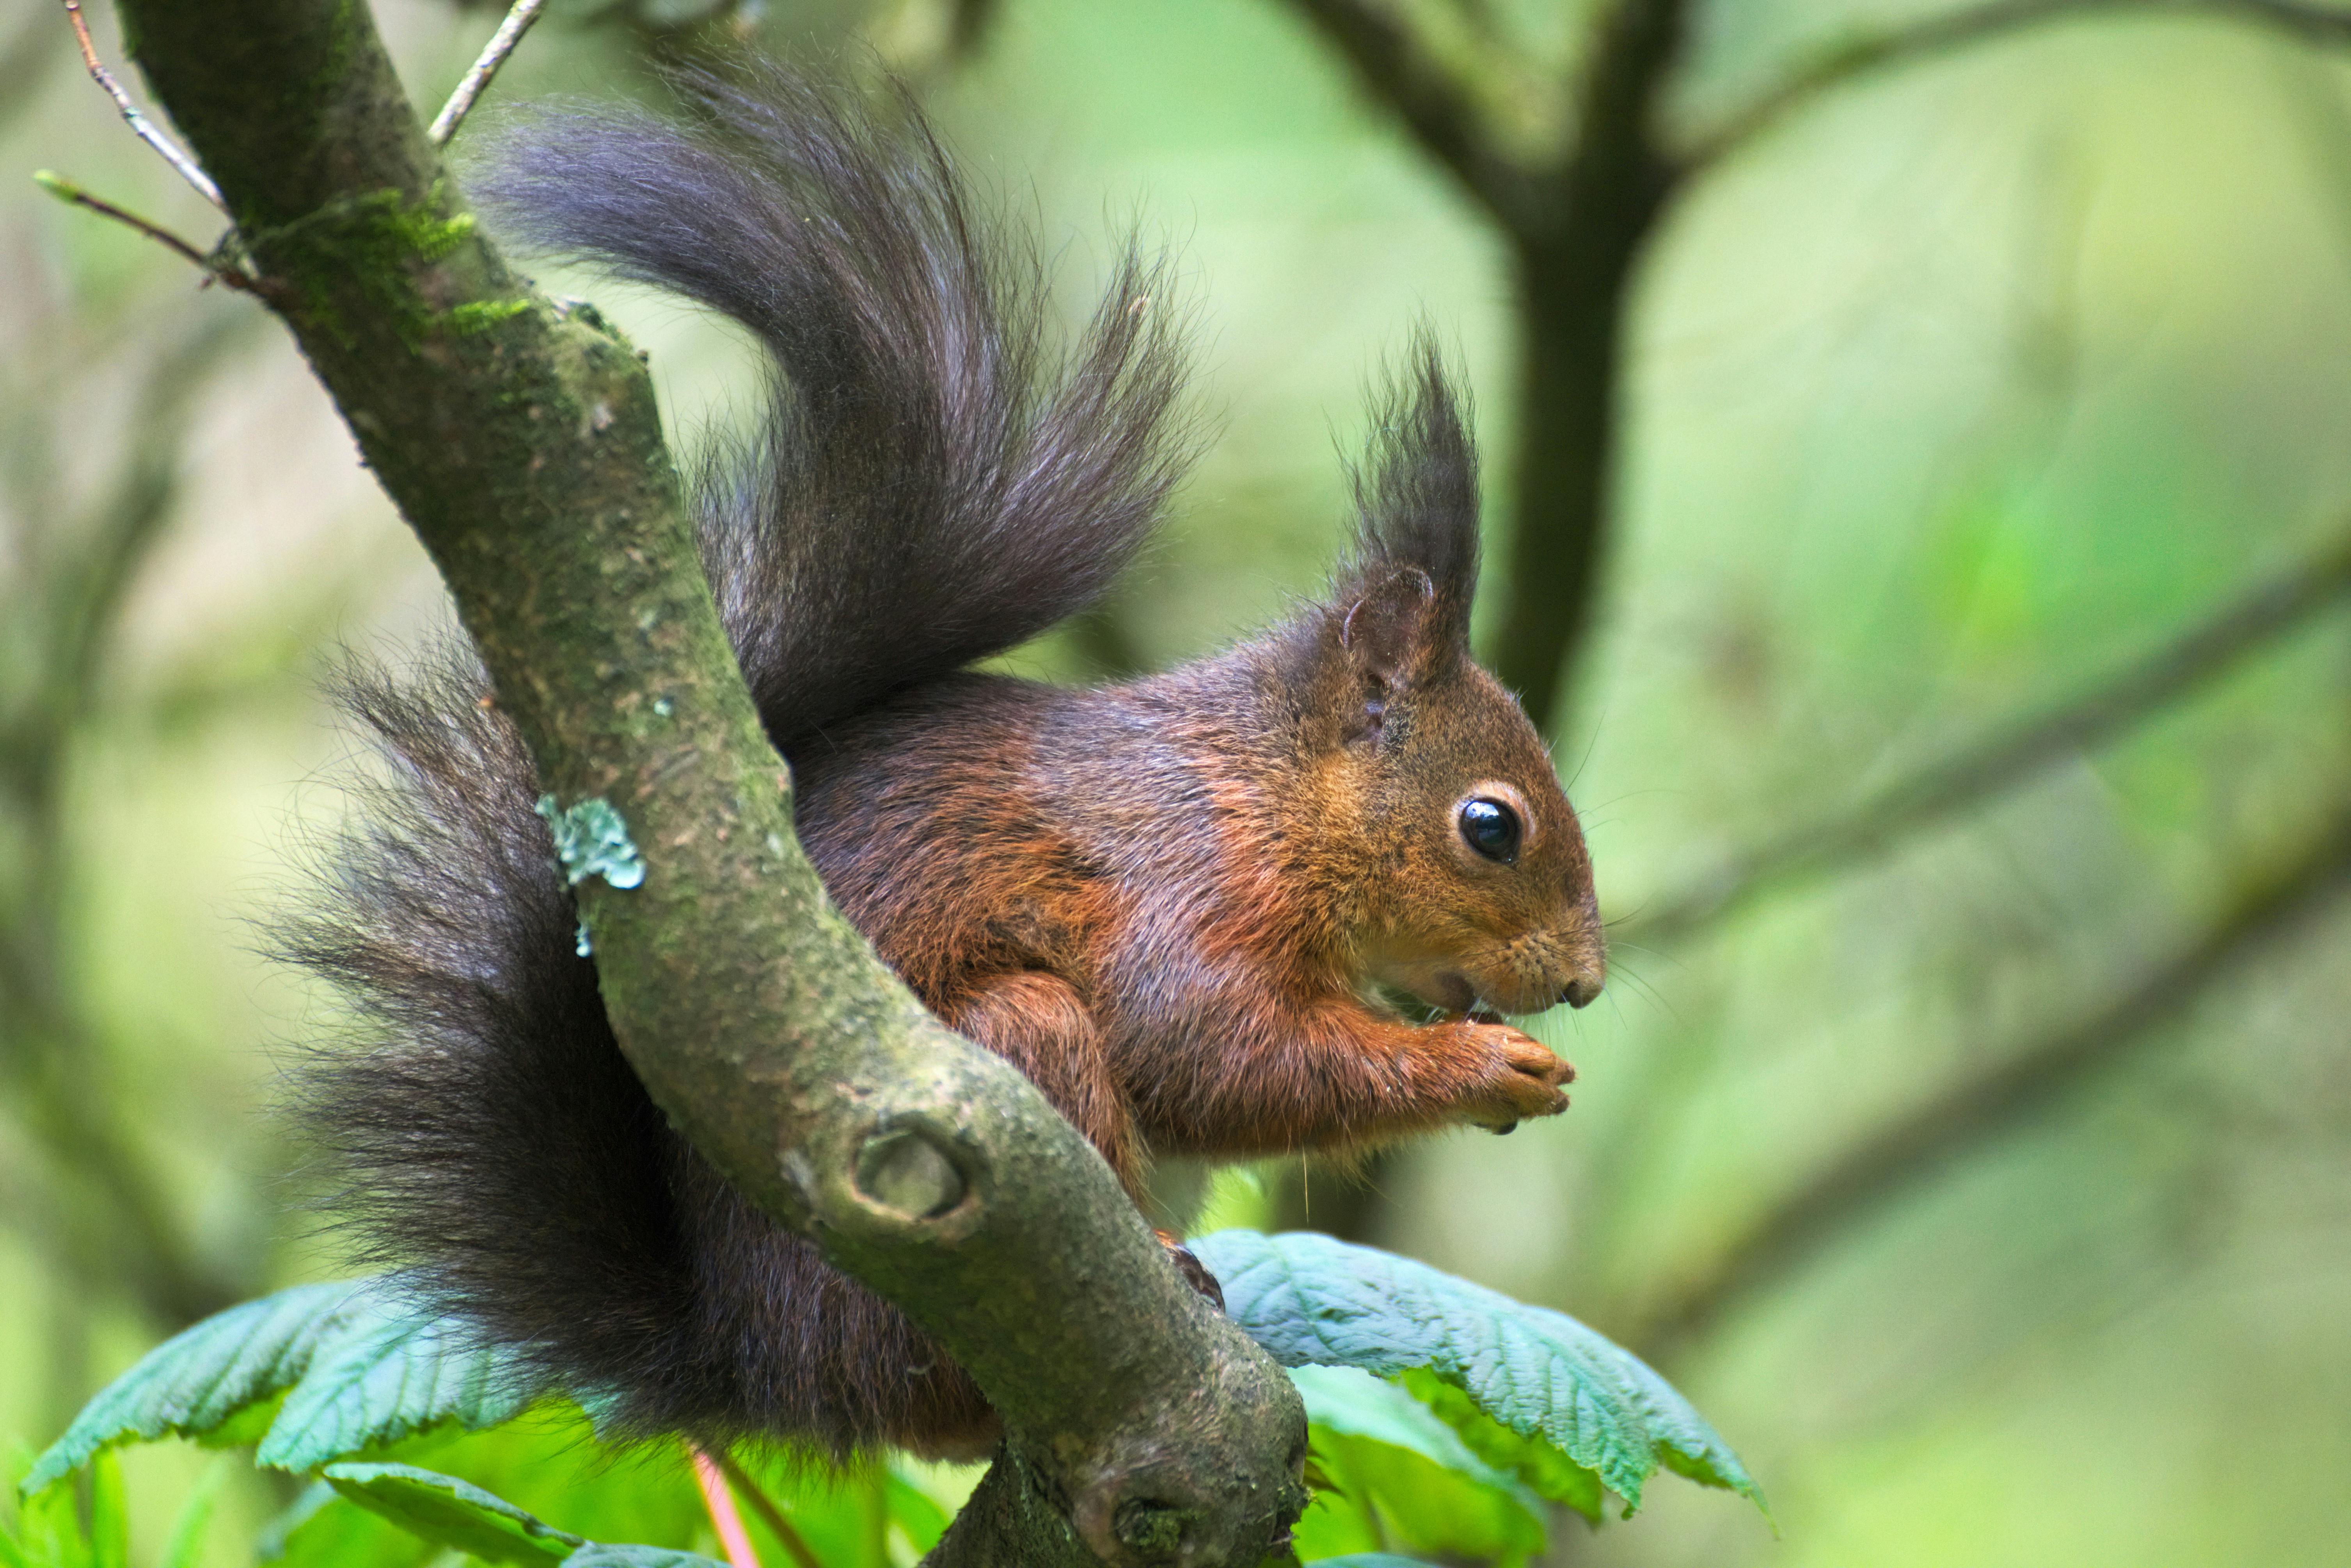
[1458,798,1521,864]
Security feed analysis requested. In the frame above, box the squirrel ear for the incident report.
[1339,566,1442,690]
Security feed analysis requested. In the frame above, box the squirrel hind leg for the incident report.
[945,970,1144,1199]
[947,976,1227,1309]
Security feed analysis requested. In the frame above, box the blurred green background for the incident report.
[4,0,2348,1563]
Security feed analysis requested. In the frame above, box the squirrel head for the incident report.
[1289,343,1604,1018]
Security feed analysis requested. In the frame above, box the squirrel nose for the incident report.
[1559,975,1602,1009]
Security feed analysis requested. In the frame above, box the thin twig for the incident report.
[33,168,205,263]
[688,1446,763,1568]
[1629,808,2351,1357]
[32,170,266,295]
[1687,0,2351,170]
[61,0,223,209]
[710,1451,825,1568]
[1625,520,2351,945]
[427,0,549,146]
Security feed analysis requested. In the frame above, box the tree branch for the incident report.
[1281,0,1556,231]
[1623,520,2351,945]
[113,3,1304,1562]
[1688,0,2351,171]
[1485,0,1690,731]
[1628,807,2351,1358]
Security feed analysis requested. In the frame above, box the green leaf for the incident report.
[1289,1368,1529,1501]
[254,1296,548,1470]
[1309,1428,1543,1566]
[565,1549,732,1568]
[725,1449,894,1568]
[1195,1230,1764,1516]
[253,1481,338,1562]
[7,1454,93,1568]
[321,1463,581,1564]
[257,1488,433,1568]
[884,1466,954,1559]
[377,1404,703,1554]
[159,1456,236,1568]
[1396,1369,1604,1523]
[1305,1558,1442,1566]
[86,1455,126,1568]
[1291,1366,1546,1565]
[21,1282,367,1494]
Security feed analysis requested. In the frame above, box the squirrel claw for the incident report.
[1454,1017,1574,1127]
[1154,1228,1227,1312]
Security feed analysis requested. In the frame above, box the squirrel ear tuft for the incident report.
[1333,334,1479,663]
[1340,566,1442,690]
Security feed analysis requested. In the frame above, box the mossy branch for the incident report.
[108,3,1304,1562]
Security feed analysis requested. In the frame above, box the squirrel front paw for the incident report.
[1453,1018,1574,1133]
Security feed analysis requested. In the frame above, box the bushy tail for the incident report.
[282,65,1195,1454]
[471,62,1193,740]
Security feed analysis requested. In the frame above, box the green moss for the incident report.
[380,203,474,265]
[254,182,489,347]
[443,298,532,336]
[313,0,360,105]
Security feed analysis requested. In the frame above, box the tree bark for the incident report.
[113,4,1305,1562]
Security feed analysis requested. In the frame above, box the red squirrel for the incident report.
[287,64,1603,1462]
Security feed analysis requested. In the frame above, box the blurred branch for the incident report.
[8,1030,250,1326]
[1688,0,2351,171]
[1629,807,2351,1358]
[710,1450,824,1568]
[1486,0,1689,731]
[0,8,64,133]
[947,0,1004,61]
[578,0,761,66]
[138,564,407,733]
[1623,521,2351,945]
[0,312,259,1332]
[1283,0,1556,230]
[1276,1,1692,727]
[51,317,249,737]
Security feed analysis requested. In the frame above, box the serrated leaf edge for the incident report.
[1197,1230,1764,1516]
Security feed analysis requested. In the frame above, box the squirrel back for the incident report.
[286,64,1601,1463]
